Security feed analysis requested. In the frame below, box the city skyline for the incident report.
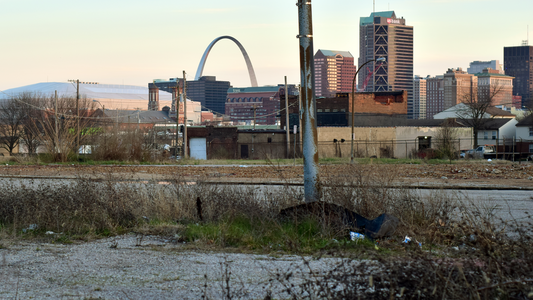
[0,0,531,92]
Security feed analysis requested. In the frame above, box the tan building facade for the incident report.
[476,68,514,107]
[443,68,478,109]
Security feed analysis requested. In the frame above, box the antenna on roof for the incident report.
[373,0,375,14]
[523,25,529,46]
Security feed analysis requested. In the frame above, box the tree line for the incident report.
[0,92,173,162]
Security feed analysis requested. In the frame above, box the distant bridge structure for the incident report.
[194,36,258,87]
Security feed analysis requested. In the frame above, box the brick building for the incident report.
[426,75,444,119]
[443,67,478,110]
[225,85,298,126]
[476,68,514,107]
[281,91,407,129]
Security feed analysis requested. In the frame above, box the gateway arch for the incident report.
[195,36,258,87]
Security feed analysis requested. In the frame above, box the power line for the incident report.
[1,87,299,123]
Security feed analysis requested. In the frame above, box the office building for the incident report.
[425,76,444,119]
[476,68,514,107]
[504,45,533,107]
[413,76,428,119]
[152,76,231,115]
[225,85,298,126]
[443,68,477,110]
[314,49,356,97]
[467,60,503,74]
[358,11,414,117]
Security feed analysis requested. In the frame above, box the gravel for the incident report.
[0,234,348,299]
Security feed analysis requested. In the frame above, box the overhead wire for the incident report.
[1,85,300,123]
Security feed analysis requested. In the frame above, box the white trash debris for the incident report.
[350,231,365,241]
[22,224,38,233]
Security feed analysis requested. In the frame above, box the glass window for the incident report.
[492,131,497,140]
[529,127,533,137]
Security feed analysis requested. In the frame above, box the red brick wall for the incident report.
[351,91,407,115]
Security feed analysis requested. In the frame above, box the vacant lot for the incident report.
[1,161,532,188]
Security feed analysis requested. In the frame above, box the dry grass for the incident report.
[0,164,531,299]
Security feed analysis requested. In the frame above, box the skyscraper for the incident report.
[151,76,231,115]
[504,45,533,107]
[426,75,444,119]
[443,68,477,109]
[413,76,428,119]
[358,11,413,117]
[314,50,356,98]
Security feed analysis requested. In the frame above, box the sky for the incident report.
[1,0,532,92]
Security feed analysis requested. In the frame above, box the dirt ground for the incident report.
[0,161,532,188]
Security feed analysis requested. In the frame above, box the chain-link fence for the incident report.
[234,138,533,160]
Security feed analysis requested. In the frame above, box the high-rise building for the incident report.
[475,68,514,107]
[151,76,231,115]
[358,11,414,117]
[443,68,477,109]
[504,45,533,107]
[426,75,444,119]
[467,60,503,74]
[413,76,428,119]
[314,50,356,98]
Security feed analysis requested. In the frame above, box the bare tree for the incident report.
[0,97,26,155]
[14,92,45,155]
[435,119,459,160]
[27,94,97,162]
[456,84,504,148]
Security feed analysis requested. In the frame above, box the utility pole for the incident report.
[252,104,257,130]
[76,80,80,155]
[175,81,180,158]
[285,76,290,159]
[298,85,302,157]
[182,71,188,159]
[55,90,59,151]
[249,104,257,158]
[297,0,320,203]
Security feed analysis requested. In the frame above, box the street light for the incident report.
[92,100,105,124]
[92,99,104,112]
[350,57,386,164]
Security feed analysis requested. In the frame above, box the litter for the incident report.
[22,224,38,233]
[403,235,422,247]
[350,232,365,241]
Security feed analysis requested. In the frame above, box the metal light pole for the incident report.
[350,57,386,164]
[182,71,188,159]
[284,76,290,159]
[297,0,319,203]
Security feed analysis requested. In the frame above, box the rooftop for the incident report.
[360,11,396,26]
[316,49,353,58]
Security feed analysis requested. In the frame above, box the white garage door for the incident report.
[189,138,207,160]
